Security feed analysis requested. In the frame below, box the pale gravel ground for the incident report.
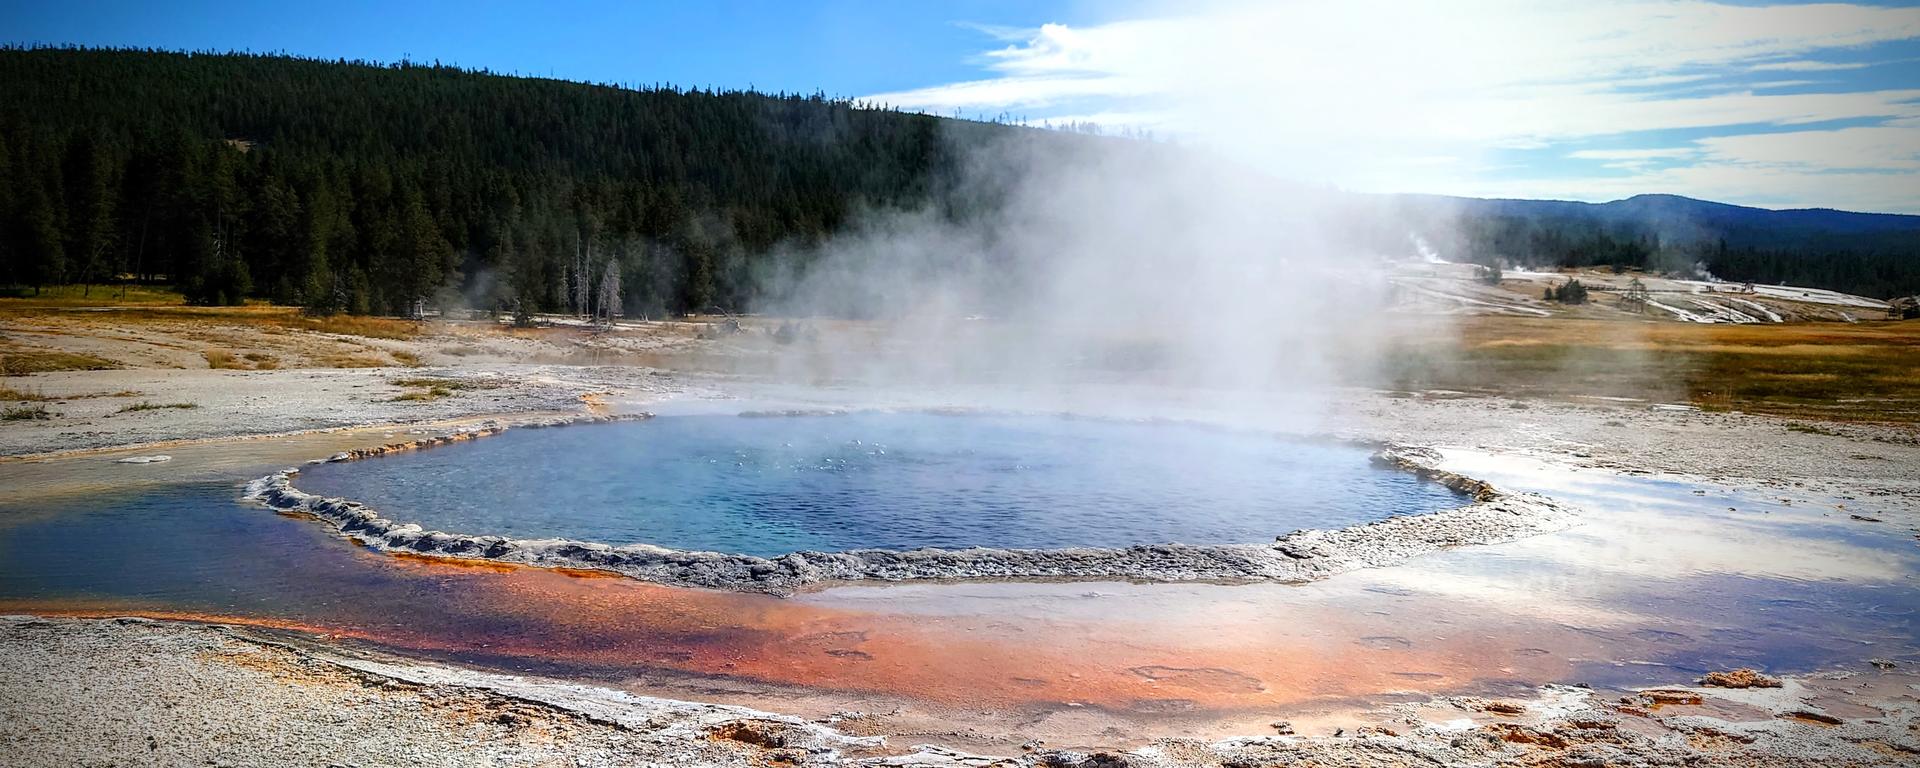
[6,325,1920,766]
[6,616,1916,767]
[0,615,884,767]
[0,364,698,458]
[1337,391,1920,503]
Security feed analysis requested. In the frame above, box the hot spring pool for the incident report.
[292,412,1467,557]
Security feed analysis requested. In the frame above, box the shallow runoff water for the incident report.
[1,409,1916,746]
[291,412,1464,555]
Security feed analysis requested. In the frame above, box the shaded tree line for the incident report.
[9,47,1914,313]
[1447,214,1920,299]
[0,47,1029,315]
[1543,278,1589,304]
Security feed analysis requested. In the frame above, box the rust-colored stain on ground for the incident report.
[385,551,524,574]
[3,550,1602,718]
[0,602,362,641]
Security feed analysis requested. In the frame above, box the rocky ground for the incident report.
[0,363,717,458]
[1340,390,1920,504]
[4,615,1915,768]
[0,615,887,768]
[5,309,1920,765]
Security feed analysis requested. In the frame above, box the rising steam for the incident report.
[751,129,1428,428]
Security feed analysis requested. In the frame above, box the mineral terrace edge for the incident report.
[244,413,1582,596]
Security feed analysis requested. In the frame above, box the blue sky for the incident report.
[5,1,1918,212]
[1,1,1095,97]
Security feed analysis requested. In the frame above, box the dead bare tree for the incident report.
[571,239,591,318]
[1622,277,1650,314]
[596,258,621,326]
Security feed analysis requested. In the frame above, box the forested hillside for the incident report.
[3,47,1916,314]
[1403,195,1920,298]
[0,47,1028,315]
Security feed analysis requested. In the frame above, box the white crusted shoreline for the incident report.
[244,415,1582,595]
[7,615,1916,768]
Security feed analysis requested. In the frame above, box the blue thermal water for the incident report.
[293,413,1467,556]
[0,429,1914,698]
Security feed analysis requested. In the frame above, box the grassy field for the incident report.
[0,284,188,306]
[0,285,423,339]
[0,303,425,340]
[1,285,428,371]
[1379,317,1920,423]
[6,284,1918,424]
[0,342,120,376]
[387,376,501,402]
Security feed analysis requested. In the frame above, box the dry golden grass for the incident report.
[0,304,289,324]
[390,387,453,402]
[1,402,52,421]
[1786,423,1843,436]
[0,386,51,401]
[2,287,421,340]
[3,288,440,379]
[203,348,285,370]
[0,344,119,375]
[1380,317,1920,423]
[202,350,246,369]
[10,284,1912,423]
[387,375,498,402]
[314,353,389,369]
[390,376,498,391]
[8,388,146,400]
[282,314,423,340]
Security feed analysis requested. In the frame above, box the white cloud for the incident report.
[1697,120,1920,171]
[1569,147,1700,170]
[1568,148,1698,161]
[1749,59,1872,72]
[866,0,1920,211]
[1495,119,1920,211]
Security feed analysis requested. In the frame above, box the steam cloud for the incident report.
[751,130,1426,429]
[734,2,1620,427]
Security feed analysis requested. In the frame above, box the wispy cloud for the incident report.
[1568,147,1700,170]
[1748,59,1872,72]
[1568,149,1699,161]
[1697,120,1920,172]
[866,1,1920,212]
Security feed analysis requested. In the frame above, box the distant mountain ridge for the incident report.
[1383,192,1920,298]
[1399,193,1920,236]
